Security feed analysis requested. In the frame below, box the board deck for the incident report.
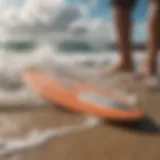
[23,69,144,121]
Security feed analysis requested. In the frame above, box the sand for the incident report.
[0,73,160,160]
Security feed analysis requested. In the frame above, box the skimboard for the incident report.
[23,69,144,121]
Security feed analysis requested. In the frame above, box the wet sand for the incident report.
[1,73,160,160]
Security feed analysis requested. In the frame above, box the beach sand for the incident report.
[0,73,160,160]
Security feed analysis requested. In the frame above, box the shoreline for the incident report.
[0,72,160,160]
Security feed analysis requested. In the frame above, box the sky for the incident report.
[71,0,147,20]
[70,0,148,42]
[0,0,148,43]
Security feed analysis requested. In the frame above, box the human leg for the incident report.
[101,0,137,76]
[143,0,160,76]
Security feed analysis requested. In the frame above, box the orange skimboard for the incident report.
[23,69,144,121]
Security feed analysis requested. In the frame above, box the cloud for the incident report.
[0,0,85,40]
[0,0,111,44]
[0,0,112,45]
[69,18,109,42]
[0,0,146,44]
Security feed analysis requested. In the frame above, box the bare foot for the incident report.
[98,60,134,78]
[135,65,160,91]
[135,59,157,78]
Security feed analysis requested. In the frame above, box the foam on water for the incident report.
[0,43,113,108]
[0,44,144,108]
[0,116,101,157]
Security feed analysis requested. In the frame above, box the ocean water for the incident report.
[0,39,145,157]
[0,40,145,107]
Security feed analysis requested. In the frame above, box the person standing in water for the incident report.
[104,0,160,82]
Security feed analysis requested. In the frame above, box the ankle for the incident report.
[119,59,134,71]
[145,57,157,74]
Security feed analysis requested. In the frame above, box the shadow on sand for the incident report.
[52,106,160,135]
[105,116,160,135]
